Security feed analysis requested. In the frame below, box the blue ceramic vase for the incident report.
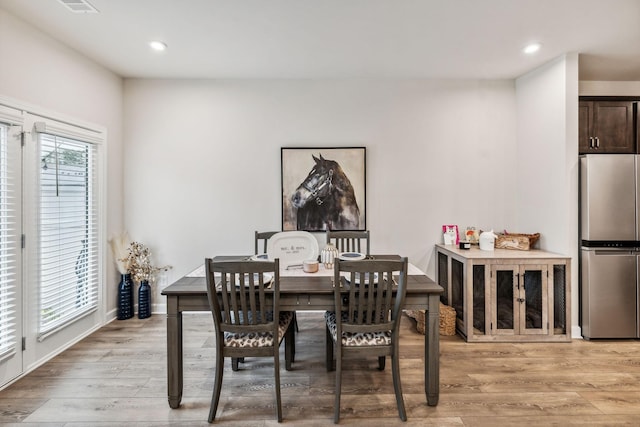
[138,280,151,319]
[117,273,134,320]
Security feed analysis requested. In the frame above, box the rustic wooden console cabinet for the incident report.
[435,244,571,342]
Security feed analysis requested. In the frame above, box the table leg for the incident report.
[425,294,440,406]
[166,296,183,408]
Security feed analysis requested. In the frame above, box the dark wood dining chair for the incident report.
[254,230,299,334]
[205,258,295,423]
[325,257,408,423]
[255,230,278,254]
[326,229,370,255]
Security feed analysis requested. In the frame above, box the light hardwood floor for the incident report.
[2,311,640,426]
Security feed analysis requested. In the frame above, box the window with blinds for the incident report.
[38,132,98,338]
[0,123,18,360]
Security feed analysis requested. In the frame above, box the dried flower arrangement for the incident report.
[121,241,172,283]
[109,232,131,274]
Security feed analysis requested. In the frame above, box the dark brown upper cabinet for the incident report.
[579,99,636,154]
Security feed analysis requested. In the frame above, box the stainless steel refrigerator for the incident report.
[580,154,640,339]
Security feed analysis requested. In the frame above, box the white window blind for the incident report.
[0,123,18,360]
[37,132,99,338]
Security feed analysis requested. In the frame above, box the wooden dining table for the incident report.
[161,255,443,409]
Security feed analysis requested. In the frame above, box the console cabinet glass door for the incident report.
[521,265,548,335]
[472,265,486,334]
[493,267,515,335]
[491,264,548,336]
[451,259,464,325]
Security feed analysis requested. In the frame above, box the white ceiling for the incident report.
[1,0,640,80]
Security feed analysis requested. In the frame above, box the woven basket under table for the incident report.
[407,303,456,336]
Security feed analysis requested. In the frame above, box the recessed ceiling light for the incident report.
[57,0,99,13]
[523,43,541,54]
[149,41,167,52]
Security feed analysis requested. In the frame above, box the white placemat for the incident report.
[185,262,424,278]
[186,264,205,277]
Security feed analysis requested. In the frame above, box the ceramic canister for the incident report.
[321,243,339,268]
[303,259,319,273]
[479,230,498,251]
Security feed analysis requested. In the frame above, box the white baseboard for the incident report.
[571,325,582,339]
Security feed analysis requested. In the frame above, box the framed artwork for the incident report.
[442,225,459,245]
[281,147,366,232]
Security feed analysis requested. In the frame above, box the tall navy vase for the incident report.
[117,273,134,320]
[138,280,151,319]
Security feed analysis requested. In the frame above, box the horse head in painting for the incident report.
[291,154,360,231]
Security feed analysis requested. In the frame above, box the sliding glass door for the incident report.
[23,118,104,368]
[0,100,105,387]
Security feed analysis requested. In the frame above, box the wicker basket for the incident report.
[409,303,457,336]
[494,232,540,251]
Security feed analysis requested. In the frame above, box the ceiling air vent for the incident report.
[57,0,99,14]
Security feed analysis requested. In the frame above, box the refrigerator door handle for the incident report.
[585,248,635,256]
[637,154,640,242]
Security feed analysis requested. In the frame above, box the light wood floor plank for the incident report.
[2,311,640,425]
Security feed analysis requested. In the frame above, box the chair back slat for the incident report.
[335,258,407,335]
[337,237,359,252]
[205,258,279,335]
[326,230,370,255]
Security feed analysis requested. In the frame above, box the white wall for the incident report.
[515,54,580,336]
[123,78,518,309]
[580,81,640,96]
[515,54,579,252]
[0,10,124,317]
[1,5,585,336]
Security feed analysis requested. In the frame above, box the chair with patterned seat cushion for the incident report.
[205,258,294,423]
[324,257,408,423]
[228,230,286,371]
[255,230,300,337]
